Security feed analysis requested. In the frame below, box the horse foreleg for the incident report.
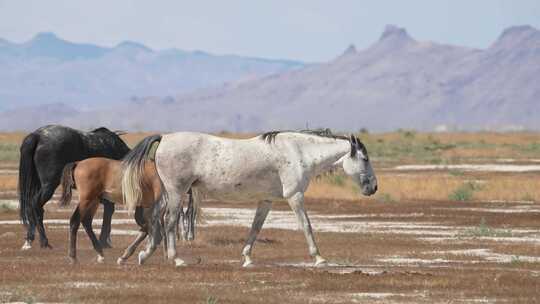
[118,230,147,265]
[118,207,148,265]
[287,192,326,266]
[241,200,272,267]
[99,199,115,248]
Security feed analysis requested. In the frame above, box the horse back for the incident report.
[73,157,123,203]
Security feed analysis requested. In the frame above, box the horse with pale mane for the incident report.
[59,135,200,265]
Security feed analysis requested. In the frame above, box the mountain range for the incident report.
[0,32,303,111]
[1,25,539,132]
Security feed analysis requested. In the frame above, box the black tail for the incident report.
[18,133,40,226]
[59,162,77,207]
[122,134,163,165]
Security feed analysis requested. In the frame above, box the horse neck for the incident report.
[293,136,350,175]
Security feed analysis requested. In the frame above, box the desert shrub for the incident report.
[449,182,475,201]
[206,296,218,304]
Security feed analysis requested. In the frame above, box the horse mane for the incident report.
[91,127,113,134]
[260,128,349,143]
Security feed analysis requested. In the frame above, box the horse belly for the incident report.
[102,187,124,205]
[201,170,283,201]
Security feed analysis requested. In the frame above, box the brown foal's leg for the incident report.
[68,206,81,264]
[117,207,148,265]
[81,201,105,263]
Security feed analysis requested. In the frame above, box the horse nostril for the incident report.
[374,185,378,192]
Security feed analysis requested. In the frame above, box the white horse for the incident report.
[122,130,378,267]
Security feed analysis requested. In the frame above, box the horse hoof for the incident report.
[21,241,32,251]
[174,258,186,267]
[40,243,53,249]
[117,257,126,265]
[138,252,146,265]
[242,256,254,268]
[97,255,105,263]
[69,257,78,265]
[314,255,327,267]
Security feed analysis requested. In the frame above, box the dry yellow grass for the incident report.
[0,175,17,192]
[362,131,540,145]
[0,132,26,144]
[2,131,540,203]
[307,171,540,202]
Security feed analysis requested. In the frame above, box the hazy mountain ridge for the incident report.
[1,25,539,132]
[0,32,304,110]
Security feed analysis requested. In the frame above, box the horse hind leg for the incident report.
[68,206,81,264]
[21,217,35,250]
[80,201,104,263]
[33,183,56,249]
[98,198,115,248]
[242,200,272,267]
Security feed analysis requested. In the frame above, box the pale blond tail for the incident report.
[121,134,162,212]
[121,162,143,212]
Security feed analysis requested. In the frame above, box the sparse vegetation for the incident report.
[521,193,535,202]
[449,182,482,202]
[462,218,513,237]
[206,296,218,304]
[510,255,522,266]
[327,174,345,187]
[0,201,17,213]
[0,143,19,162]
[448,169,465,176]
[377,193,394,203]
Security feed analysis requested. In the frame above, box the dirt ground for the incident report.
[1,131,540,303]
[1,195,540,303]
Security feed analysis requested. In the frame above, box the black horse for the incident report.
[18,125,131,249]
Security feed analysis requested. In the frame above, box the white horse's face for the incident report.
[342,136,378,196]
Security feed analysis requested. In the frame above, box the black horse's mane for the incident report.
[260,128,349,143]
[91,127,112,133]
[91,127,126,137]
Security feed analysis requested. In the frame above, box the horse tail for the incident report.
[59,162,77,207]
[18,133,40,226]
[122,134,162,212]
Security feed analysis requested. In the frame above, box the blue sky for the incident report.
[0,0,539,61]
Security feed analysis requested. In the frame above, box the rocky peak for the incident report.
[491,25,540,50]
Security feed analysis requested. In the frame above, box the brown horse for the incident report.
[59,157,167,264]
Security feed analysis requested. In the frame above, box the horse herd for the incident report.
[17,125,378,267]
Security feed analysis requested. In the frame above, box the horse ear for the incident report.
[349,134,357,157]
